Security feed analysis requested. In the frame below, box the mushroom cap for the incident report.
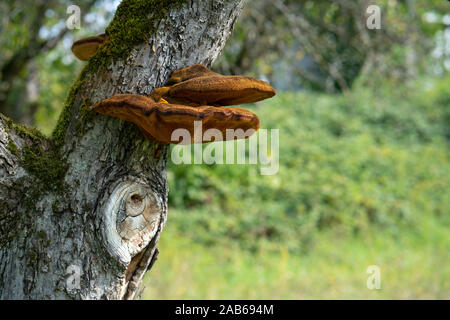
[149,86,170,102]
[166,64,219,85]
[71,34,107,61]
[168,75,276,106]
[94,94,259,145]
[150,86,203,107]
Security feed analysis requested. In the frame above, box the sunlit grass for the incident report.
[142,213,449,299]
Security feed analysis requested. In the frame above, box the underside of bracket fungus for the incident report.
[71,33,107,61]
[94,64,276,144]
[95,94,260,144]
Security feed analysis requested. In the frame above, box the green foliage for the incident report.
[0,0,105,124]
[214,0,449,92]
[166,75,450,253]
[34,51,84,136]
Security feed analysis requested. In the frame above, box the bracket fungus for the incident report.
[94,65,275,144]
[71,33,107,61]
[168,75,276,106]
[166,64,220,85]
[95,94,259,144]
[162,64,276,106]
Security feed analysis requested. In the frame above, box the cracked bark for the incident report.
[0,0,244,300]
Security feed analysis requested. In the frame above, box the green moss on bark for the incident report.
[1,114,68,193]
[7,136,19,155]
[1,114,46,142]
[20,145,68,193]
[51,66,89,150]
[88,0,188,71]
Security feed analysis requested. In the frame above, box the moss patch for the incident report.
[1,114,68,193]
[7,136,19,155]
[1,113,46,142]
[51,66,89,150]
[74,101,97,138]
[88,0,188,72]
[20,145,68,193]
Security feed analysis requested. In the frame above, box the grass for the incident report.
[142,212,449,299]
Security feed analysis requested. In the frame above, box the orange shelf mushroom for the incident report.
[94,64,276,144]
[94,94,259,144]
[168,75,276,106]
[155,64,276,106]
[71,34,107,61]
[166,64,219,85]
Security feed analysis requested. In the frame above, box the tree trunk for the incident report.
[0,0,244,300]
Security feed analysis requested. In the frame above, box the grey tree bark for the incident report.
[0,0,244,300]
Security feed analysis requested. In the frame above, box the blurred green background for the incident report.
[1,0,449,299]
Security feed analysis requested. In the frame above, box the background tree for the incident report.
[0,0,243,299]
[0,0,100,124]
[213,0,449,92]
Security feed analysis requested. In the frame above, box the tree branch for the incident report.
[0,0,244,300]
